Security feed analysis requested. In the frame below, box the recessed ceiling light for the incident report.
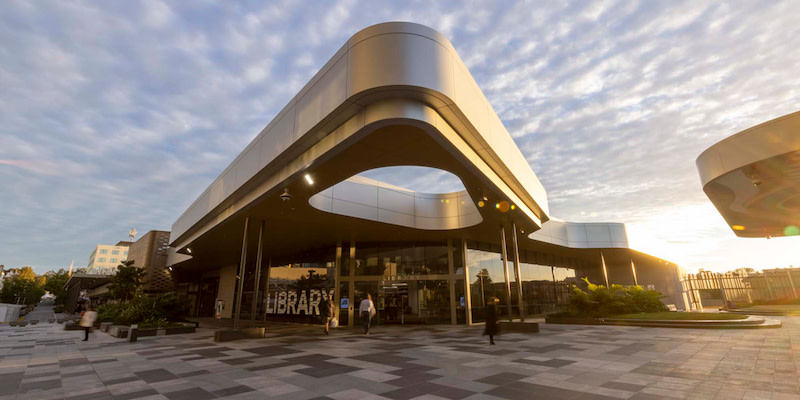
[305,173,314,185]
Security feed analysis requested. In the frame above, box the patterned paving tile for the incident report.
[4,308,800,399]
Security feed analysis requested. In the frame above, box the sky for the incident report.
[1,1,799,275]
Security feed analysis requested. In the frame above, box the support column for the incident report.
[500,226,513,322]
[462,239,472,325]
[511,223,525,322]
[334,241,342,323]
[263,257,271,321]
[250,220,264,327]
[448,240,457,325]
[348,242,355,328]
[600,251,610,288]
[630,259,639,286]
[234,217,249,330]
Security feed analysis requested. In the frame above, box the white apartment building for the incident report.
[86,241,132,274]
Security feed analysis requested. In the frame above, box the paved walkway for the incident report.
[1,314,799,400]
[23,301,55,323]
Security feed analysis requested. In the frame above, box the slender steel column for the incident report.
[263,256,272,321]
[448,239,457,325]
[250,220,264,327]
[348,242,355,327]
[500,226,513,322]
[511,223,525,322]
[462,239,473,325]
[630,259,639,286]
[600,251,610,288]
[334,241,342,324]
[234,217,249,330]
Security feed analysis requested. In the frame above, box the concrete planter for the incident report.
[544,316,603,325]
[128,323,196,342]
[100,322,113,332]
[108,325,129,338]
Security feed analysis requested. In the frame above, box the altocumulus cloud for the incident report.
[1,1,799,273]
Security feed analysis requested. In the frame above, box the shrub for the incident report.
[96,293,188,325]
[562,278,666,318]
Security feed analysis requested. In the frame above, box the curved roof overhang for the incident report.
[697,111,800,237]
[168,22,551,267]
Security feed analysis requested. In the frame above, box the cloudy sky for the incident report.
[2,1,799,275]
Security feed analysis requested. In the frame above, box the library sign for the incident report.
[266,288,335,315]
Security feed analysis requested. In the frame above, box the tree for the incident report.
[108,261,146,302]
[0,275,45,305]
[43,269,70,305]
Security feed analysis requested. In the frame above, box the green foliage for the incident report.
[97,292,188,326]
[107,260,147,301]
[0,271,45,305]
[43,269,70,305]
[562,278,667,318]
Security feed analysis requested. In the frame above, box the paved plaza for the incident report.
[1,313,799,400]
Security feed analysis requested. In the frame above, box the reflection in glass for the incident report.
[467,247,509,323]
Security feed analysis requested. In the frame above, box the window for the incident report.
[110,258,118,263]
[124,251,128,255]
[100,249,108,254]
[98,258,106,262]
[112,250,119,255]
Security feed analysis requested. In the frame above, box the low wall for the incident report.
[0,304,24,322]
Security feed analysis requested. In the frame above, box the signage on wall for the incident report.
[340,297,349,309]
[266,288,335,315]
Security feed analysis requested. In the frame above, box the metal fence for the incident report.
[680,269,800,310]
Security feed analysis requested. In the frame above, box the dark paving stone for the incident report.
[574,393,622,400]
[601,381,646,391]
[382,382,451,400]
[245,362,290,372]
[178,370,211,377]
[25,370,60,378]
[476,372,530,386]
[516,358,576,368]
[295,364,360,378]
[432,386,476,399]
[135,368,179,383]
[65,390,114,400]
[164,387,217,400]
[19,379,61,393]
[59,357,89,367]
[351,353,416,365]
[385,365,438,376]
[62,369,98,378]
[220,356,257,365]
[487,382,583,400]
[629,393,672,400]
[385,372,441,387]
[242,345,300,357]
[103,376,141,385]
[115,388,160,400]
[212,385,255,396]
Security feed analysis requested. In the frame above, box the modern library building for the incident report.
[166,22,683,327]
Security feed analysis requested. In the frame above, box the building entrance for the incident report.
[379,281,410,324]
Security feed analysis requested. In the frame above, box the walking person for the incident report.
[79,306,97,342]
[359,294,376,335]
[483,297,499,345]
[320,293,333,335]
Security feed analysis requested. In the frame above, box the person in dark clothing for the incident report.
[320,294,333,335]
[483,297,499,345]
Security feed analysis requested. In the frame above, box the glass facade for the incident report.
[259,248,335,323]
[466,242,579,321]
[227,237,586,326]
